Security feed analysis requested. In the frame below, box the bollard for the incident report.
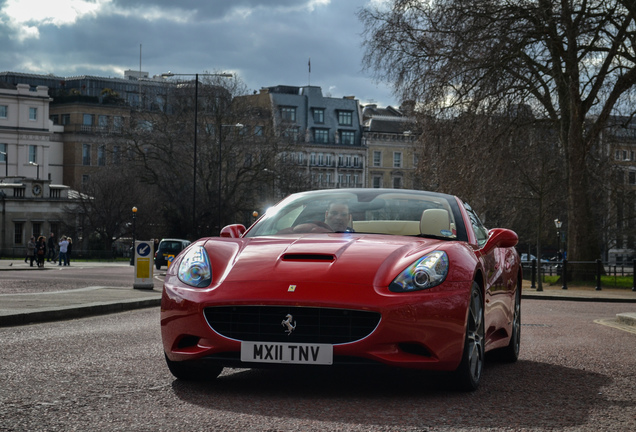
[562,259,568,290]
[531,259,538,290]
[595,259,602,291]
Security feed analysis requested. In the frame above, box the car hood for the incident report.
[203,233,453,288]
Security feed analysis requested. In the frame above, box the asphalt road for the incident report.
[0,299,634,431]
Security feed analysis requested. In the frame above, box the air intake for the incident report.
[281,253,335,262]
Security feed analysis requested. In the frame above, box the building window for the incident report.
[50,114,59,124]
[297,152,304,165]
[393,152,402,168]
[310,153,316,165]
[283,126,299,141]
[338,111,353,126]
[82,174,89,185]
[14,222,23,245]
[280,107,296,122]
[82,144,91,166]
[373,151,381,167]
[373,176,382,188]
[314,129,329,144]
[0,105,7,118]
[113,116,123,132]
[0,143,6,162]
[113,145,120,165]
[630,171,636,185]
[83,114,93,125]
[29,107,37,121]
[32,222,41,237]
[61,114,70,125]
[98,145,106,166]
[29,145,37,163]
[98,115,108,130]
[353,155,360,168]
[313,108,324,124]
[393,177,403,189]
[254,125,264,136]
[340,131,355,145]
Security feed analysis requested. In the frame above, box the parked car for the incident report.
[160,189,522,391]
[154,238,191,269]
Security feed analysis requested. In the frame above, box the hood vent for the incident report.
[281,253,335,262]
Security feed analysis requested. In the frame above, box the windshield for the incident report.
[244,189,468,241]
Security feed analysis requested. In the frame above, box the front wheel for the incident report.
[454,282,485,391]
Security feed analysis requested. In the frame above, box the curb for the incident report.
[616,312,636,326]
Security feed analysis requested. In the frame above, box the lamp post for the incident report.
[130,206,137,266]
[161,71,232,237]
[554,218,563,259]
[29,161,39,179]
[0,151,7,177]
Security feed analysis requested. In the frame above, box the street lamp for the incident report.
[161,71,233,237]
[554,218,563,259]
[131,206,138,266]
[0,151,7,177]
[29,161,39,179]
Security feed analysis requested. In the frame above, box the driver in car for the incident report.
[324,202,351,232]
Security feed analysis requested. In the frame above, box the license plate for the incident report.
[241,342,333,365]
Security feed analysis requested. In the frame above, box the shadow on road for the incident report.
[170,359,619,429]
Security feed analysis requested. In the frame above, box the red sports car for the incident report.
[161,189,521,390]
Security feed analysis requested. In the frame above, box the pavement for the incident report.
[0,259,635,328]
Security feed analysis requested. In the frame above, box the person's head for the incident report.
[67,238,72,243]
[325,201,350,232]
[50,233,54,237]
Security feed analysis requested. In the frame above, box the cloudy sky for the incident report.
[0,0,398,107]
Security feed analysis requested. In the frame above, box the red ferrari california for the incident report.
[161,188,521,390]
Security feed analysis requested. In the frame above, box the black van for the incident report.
[154,238,191,269]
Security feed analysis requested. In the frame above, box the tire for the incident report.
[164,354,223,381]
[498,286,521,362]
[454,282,485,391]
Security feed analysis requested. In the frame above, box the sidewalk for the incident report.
[0,261,634,327]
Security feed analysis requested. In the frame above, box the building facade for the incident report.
[0,81,71,255]
[242,85,367,190]
[362,104,418,189]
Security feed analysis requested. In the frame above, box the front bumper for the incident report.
[161,278,471,372]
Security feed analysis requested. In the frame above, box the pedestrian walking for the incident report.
[46,232,57,262]
[58,236,69,266]
[66,237,73,266]
[35,236,46,268]
[26,236,36,267]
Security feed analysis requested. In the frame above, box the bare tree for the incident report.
[360,0,636,263]
[64,164,158,253]
[125,74,301,237]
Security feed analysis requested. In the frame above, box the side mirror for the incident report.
[482,228,518,254]
[220,224,246,238]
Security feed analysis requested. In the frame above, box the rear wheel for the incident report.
[454,282,484,391]
[164,354,223,381]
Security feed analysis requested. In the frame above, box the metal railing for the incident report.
[522,259,636,291]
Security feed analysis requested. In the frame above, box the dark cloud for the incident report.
[0,0,397,106]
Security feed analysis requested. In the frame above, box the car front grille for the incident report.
[204,306,381,344]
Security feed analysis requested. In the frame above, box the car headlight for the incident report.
[177,245,212,288]
[389,251,449,292]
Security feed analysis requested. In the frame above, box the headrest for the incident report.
[420,209,451,237]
